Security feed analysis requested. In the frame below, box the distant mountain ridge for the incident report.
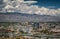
[0,12,60,22]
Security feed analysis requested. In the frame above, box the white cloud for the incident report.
[21,0,38,3]
[3,0,60,16]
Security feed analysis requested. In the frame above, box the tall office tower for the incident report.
[32,22,39,30]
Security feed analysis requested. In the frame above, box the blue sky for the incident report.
[38,0,60,9]
[28,0,60,9]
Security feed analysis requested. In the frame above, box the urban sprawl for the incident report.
[0,22,60,39]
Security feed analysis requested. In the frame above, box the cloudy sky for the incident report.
[24,0,60,16]
[3,0,60,16]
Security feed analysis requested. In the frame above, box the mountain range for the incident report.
[0,12,60,22]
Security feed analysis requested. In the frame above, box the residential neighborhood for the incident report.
[0,22,60,39]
